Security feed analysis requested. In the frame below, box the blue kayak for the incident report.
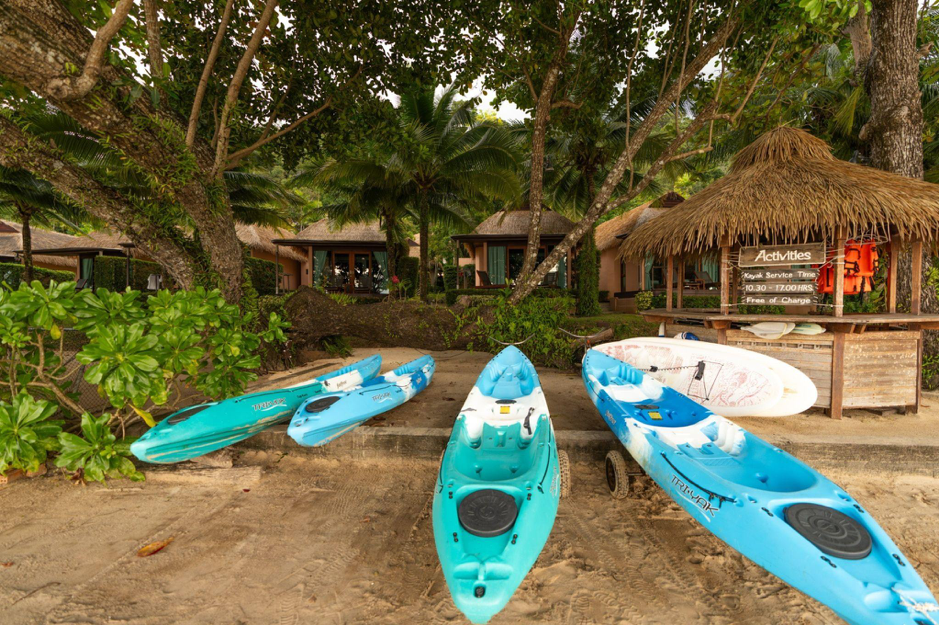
[582,348,938,625]
[287,355,435,447]
[433,346,565,624]
[130,355,382,463]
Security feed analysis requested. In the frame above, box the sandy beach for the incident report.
[2,348,939,624]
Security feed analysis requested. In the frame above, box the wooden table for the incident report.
[639,309,939,419]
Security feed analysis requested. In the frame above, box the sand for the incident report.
[3,347,939,624]
[2,454,938,624]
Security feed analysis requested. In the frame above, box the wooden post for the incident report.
[639,256,647,291]
[666,255,674,311]
[833,227,845,318]
[274,246,280,295]
[887,238,898,314]
[719,236,731,315]
[676,258,684,309]
[829,330,845,419]
[911,239,923,315]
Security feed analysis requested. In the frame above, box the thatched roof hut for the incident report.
[294,218,386,243]
[0,219,79,268]
[621,127,939,259]
[469,209,575,237]
[596,192,684,252]
[235,224,305,262]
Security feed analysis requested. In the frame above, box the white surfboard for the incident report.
[596,337,818,417]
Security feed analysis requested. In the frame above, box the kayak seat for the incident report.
[479,366,536,401]
[453,421,547,483]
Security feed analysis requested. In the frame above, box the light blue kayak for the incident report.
[287,355,435,447]
[582,348,938,625]
[433,346,564,624]
[130,355,381,463]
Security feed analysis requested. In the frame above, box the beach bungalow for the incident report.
[596,192,720,311]
[235,224,306,291]
[0,219,79,271]
[273,219,395,295]
[451,209,574,288]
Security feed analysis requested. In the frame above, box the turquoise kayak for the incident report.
[130,355,381,463]
[433,346,566,624]
[287,355,435,447]
[582,348,938,625]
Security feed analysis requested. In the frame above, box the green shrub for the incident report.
[56,413,143,483]
[0,280,289,481]
[635,290,654,311]
[245,256,279,296]
[450,287,572,300]
[461,263,476,288]
[575,234,601,316]
[599,290,610,302]
[397,256,420,297]
[93,256,163,292]
[0,393,62,475]
[0,262,74,289]
[470,293,577,369]
[444,265,459,292]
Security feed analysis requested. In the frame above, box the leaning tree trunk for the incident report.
[863,0,935,386]
[384,213,397,287]
[18,205,33,283]
[418,197,430,301]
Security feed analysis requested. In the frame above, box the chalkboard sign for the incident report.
[741,282,817,294]
[739,243,826,268]
[741,268,819,281]
[741,294,818,306]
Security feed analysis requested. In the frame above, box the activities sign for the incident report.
[738,243,826,268]
[740,268,819,281]
[741,282,817,294]
[740,294,818,306]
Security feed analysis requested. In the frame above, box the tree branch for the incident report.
[212,0,279,176]
[531,13,561,36]
[186,0,236,147]
[143,0,163,79]
[225,97,332,169]
[551,99,582,109]
[44,0,136,100]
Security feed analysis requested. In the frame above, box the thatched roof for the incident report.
[0,220,78,268]
[236,224,305,261]
[595,192,684,252]
[621,127,939,258]
[294,219,386,243]
[470,210,575,236]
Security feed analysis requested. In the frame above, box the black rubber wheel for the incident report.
[605,450,630,500]
[784,503,873,560]
[558,450,572,498]
[458,489,518,538]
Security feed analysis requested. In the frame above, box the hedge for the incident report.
[245,256,279,296]
[443,265,459,292]
[93,256,163,292]
[448,287,574,303]
[0,262,74,289]
[461,263,476,289]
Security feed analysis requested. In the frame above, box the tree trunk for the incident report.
[419,197,429,301]
[384,212,397,286]
[518,66,561,284]
[861,0,934,387]
[18,205,33,283]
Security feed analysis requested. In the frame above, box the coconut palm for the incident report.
[294,85,522,300]
[0,166,89,282]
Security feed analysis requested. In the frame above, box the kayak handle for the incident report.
[490,334,534,347]
[661,452,737,508]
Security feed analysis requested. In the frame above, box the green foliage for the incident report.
[575,234,601,317]
[473,293,576,369]
[443,265,460,292]
[0,393,62,475]
[461,263,476,289]
[599,290,610,302]
[55,413,143,483]
[562,313,660,342]
[0,280,289,480]
[397,256,420,297]
[92,256,163,292]
[0,262,74,289]
[635,290,654,311]
[245,256,279,297]
[319,335,352,358]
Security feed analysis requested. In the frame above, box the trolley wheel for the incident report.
[558,450,572,498]
[605,450,630,500]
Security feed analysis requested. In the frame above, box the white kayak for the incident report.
[595,337,817,417]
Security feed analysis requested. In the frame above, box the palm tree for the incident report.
[294,85,522,300]
[0,166,89,282]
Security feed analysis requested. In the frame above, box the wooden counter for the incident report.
[639,309,939,418]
